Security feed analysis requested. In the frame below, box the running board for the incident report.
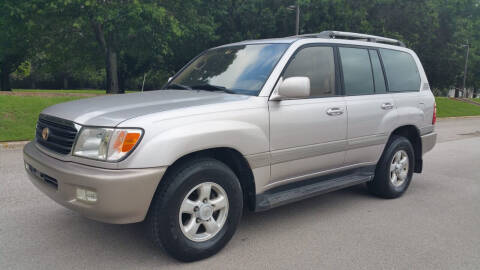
[255,166,374,212]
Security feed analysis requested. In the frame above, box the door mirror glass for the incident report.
[274,76,310,100]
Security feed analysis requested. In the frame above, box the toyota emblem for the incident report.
[42,127,50,141]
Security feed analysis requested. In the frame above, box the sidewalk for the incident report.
[0,141,29,150]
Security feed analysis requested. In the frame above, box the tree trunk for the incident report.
[106,48,120,94]
[92,21,123,94]
[30,68,36,89]
[0,65,12,91]
[118,70,126,92]
[63,77,68,89]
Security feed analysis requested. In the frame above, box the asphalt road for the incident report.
[1,117,480,270]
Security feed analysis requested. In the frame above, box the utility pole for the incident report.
[287,1,300,36]
[462,41,470,98]
[295,3,300,36]
[141,73,147,92]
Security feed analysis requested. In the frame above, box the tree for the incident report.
[37,0,218,93]
[0,0,38,91]
[4,0,479,94]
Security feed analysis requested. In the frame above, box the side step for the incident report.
[255,167,374,211]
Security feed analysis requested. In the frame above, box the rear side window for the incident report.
[380,49,421,92]
[339,47,374,95]
[369,50,387,93]
[283,46,336,97]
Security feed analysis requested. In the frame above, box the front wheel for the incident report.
[147,158,243,262]
[367,135,415,198]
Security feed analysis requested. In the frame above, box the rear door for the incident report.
[339,47,398,166]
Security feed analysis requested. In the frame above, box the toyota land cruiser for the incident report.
[23,31,437,261]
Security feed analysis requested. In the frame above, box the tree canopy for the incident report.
[1,0,479,94]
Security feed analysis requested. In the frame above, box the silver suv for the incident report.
[23,31,437,261]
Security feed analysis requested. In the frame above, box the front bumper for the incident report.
[421,132,437,155]
[23,142,166,224]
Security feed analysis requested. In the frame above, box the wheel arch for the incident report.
[157,147,256,211]
[388,125,422,173]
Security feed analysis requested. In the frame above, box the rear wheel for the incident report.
[367,135,415,198]
[147,158,243,262]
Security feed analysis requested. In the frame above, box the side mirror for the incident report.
[271,77,310,100]
[168,76,173,83]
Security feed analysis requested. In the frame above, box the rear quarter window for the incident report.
[380,49,421,92]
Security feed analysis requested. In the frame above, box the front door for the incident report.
[268,45,347,188]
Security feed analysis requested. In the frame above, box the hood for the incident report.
[41,90,250,126]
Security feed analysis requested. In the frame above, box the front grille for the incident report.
[36,115,78,155]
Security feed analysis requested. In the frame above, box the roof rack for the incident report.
[297,31,406,47]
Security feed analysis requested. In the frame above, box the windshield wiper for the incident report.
[190,84,235,94]
[166,83,192,90]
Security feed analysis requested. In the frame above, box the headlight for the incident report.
[73,127,143,161]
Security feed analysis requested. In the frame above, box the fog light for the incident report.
[76,188,97,202]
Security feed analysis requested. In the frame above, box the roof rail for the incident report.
[298,31,406,47]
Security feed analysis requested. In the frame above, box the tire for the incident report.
[146,158,243,262]
[367,135,415,199]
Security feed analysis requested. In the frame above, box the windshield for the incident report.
[166,43,289,96]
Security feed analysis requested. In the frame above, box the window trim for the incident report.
[368,49,388,94]
[270,43,342,99]
[367,49,377,93]
[335,46,345,96]
[375,48,390,92]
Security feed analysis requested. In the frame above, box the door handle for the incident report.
[381,103,394,110]
[326,107,344,116]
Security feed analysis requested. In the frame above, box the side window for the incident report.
[380,49,421,92]
[369,50,387,93]
[283,46,335,97]
[339,47,374,95]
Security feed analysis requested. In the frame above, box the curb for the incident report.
[438,115,480,120]
[0,141,29,150]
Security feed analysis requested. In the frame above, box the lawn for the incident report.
[0,95,86,141]
[1,89,140,141]
[435,97,480,118]
[1,93,480,142]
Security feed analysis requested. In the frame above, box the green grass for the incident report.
[13,89,136,94]
[1,94,480,142]
[1,89,137,141]
[0,95,86,141]
[435,97,480,118]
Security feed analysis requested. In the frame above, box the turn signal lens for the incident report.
[106,129,143,161]
[122,133,141,152]
[432,102,437,125]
